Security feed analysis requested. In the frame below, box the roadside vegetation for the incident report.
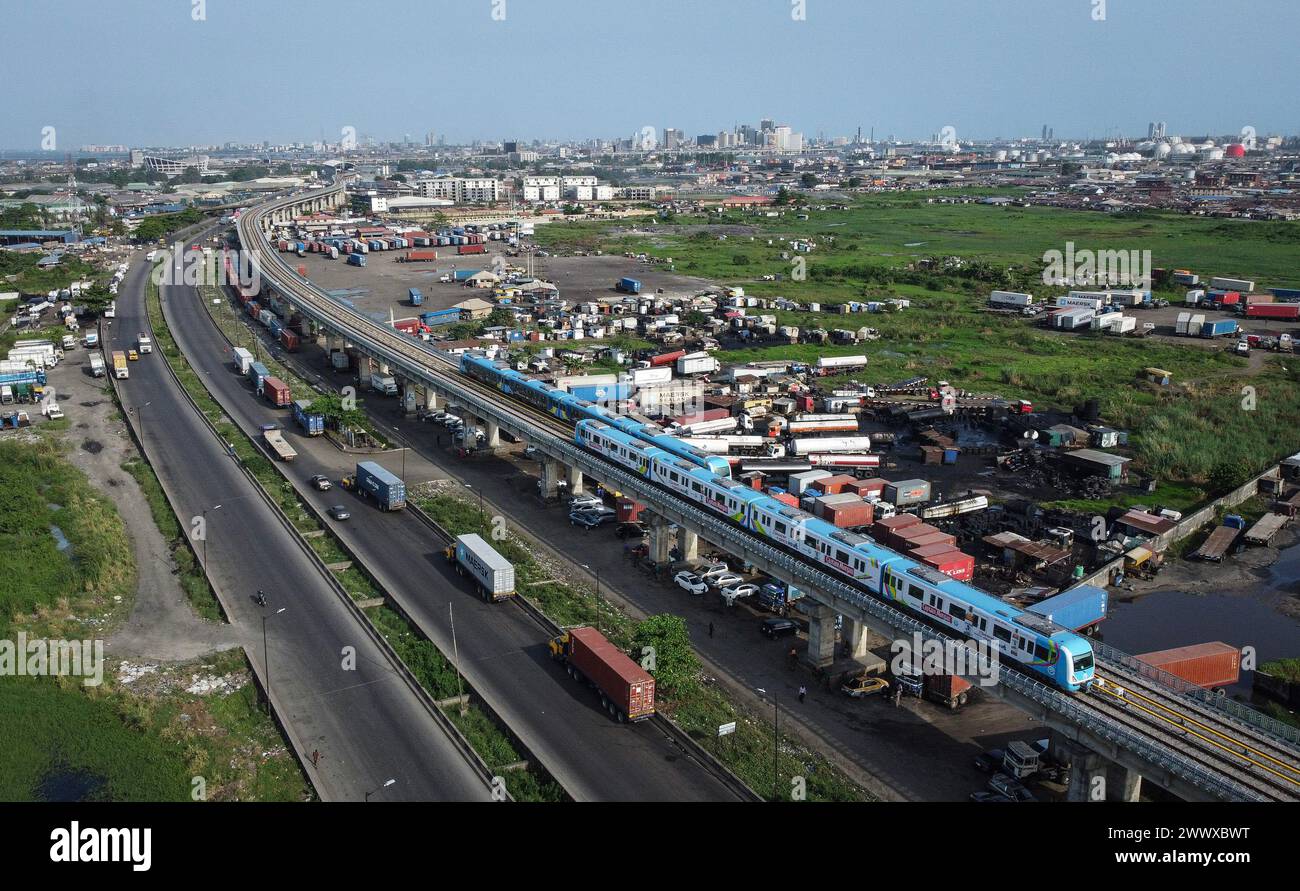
[149,274,563,800]
[0,438,308,801]
[417,491,869,801]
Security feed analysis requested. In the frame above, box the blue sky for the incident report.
[3,0,1297,148]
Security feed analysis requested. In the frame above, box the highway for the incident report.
[234,178,1300,802]
[112,247,492,802]
[160,240,747,800]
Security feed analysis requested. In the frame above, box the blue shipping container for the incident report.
[421,308,461,326]
[1270,287,1300,302]
[292,398,325,436]
[1027,584,1107,631]
[247,362,270,391]
[355,461,406,510]
[570,383,631,403]
[618,277,642,294]
[1201,319,1238,337]
[347,254,366,267]
[409,288,424,306]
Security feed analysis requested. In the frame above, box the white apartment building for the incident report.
[415,177,502,204]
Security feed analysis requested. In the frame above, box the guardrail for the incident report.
[240,182,1278,802]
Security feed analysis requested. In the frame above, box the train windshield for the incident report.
[1073,651,1094,672]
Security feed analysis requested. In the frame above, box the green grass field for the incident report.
[536,198,1300,497]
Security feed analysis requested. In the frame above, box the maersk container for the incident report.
[354,461,405,511]
[1027,584,1107,632]
[346,254,366,267]
[247,361,270,391]
[452,533,515,601]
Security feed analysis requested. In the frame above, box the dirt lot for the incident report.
[41,341,237,661]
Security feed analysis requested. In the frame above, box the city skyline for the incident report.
[3,0,1297,150]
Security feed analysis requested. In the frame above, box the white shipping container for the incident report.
[989,290,1034,307]
[1185,289,1205,305]
[232,347,254,374]
[1210,277,1255,293]
[1175,312,1192,334]
[815,354,868,370]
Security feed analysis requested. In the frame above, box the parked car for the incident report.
[674,572,709,596]
[570,509,615,528]
[696,562,730,580]
[760,617,799,639]
[720,582,758,606]
[987,773,1036,802]
[570,493,605,511]
[522,445,540,460]
[973,748,1006,773]
[841,674,890,698]
[308,475,332,491]
[327,505,351,521]
[970,790,1014,803]
[709,572,744,591]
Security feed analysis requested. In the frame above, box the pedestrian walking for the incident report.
[311,749,321,766]
[708,621,714,638]
[798,685,807,703]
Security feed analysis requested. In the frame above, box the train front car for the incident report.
[1054,632,1095,692]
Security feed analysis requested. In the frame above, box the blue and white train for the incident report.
[459,354,1094,692]
[577,419,1095,693]
[461,353,731,476]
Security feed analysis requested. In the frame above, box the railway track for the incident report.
[238,180,1300,802]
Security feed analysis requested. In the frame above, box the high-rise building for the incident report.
[663,128,683,151]
[504,141,519,154]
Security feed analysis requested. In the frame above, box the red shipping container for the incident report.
[1136,642,1240,689]
[812,474,858,495]
[280,329,300,352]
[890,523,942,549]
[845,477,886,497]
[262,376,291,407]
[872,514,920,540]
[457,243,486,255]
[906,531,957,551]
[1246,303,1300,320]
[567,627,655,721]
[650,350,687,368]
[921,550,975,581]
[1218,291,1241,305]
[297,264,307,276]
[616,499,644,523]
[771,492,800,507]
[822,500,874,528]
[393,319,420,334]
[246,301,260,317]
[405,250,438,262]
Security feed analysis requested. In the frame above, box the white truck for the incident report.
[446,533,515,601]
[42,401,64,420]
[369,372,398,395]
[137,334,152,354]
[989,290,1034,309]
[89,354,106,377]
[232,347,254,374]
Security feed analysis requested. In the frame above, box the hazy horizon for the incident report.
[3,0,1297,150]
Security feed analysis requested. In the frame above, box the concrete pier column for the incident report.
[647,514,674,564]
[423,387,440,410]
[1067,749,1109,802]
[844,617,872,659]
[1105,763,1143,802]
[378,362,390,375]
[804,602,837,668]
[538,459,562,501]
[678,528,699,562]
[484,419,501,448]
[566,464,584,495]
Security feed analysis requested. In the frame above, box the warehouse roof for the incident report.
[1063,448,1131,468]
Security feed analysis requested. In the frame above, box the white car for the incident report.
[697,562,731,581]
[570,494,605,511]
[674,572,709,596]
[720,583,758,606]
[710,573,744,591]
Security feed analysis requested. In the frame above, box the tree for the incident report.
[633,614,700,698]
[774,186,792,205]
[800,172,818,188]
[79,285,115,315]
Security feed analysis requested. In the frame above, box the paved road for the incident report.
[112,249,491,802]
[162,245,745,801]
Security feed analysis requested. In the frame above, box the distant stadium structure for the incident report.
[142,154,211,176]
